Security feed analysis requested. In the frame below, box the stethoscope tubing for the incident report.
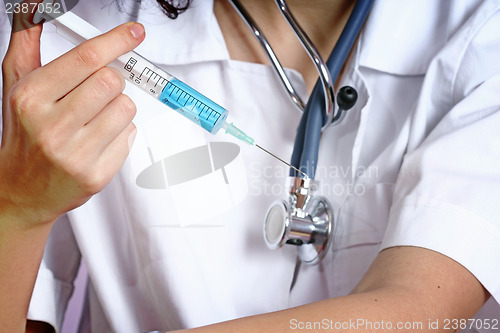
[227,0,373,179]
[275,0,336,123]
[228,0,307,112]
[290,0,375,179]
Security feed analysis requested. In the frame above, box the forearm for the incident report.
[182,290,421,332]
[0,205,53,333]
[180,289,437,333]
[174,247,488,333]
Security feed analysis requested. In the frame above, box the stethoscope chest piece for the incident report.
[264,177,333,265]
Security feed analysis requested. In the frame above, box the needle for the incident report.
[255,144,309,179]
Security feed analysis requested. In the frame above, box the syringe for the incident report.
[47,11,309,178]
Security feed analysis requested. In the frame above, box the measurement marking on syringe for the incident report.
[156,78,166,88]
[142,68,167,86]
[161,82,168,93]
[163,83,173,96]
[160,81,224,124]
[181,92,188,104]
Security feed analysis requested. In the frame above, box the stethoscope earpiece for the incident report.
[337,86,358,111]
[331,85,358,125]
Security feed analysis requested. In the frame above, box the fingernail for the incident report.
[128,23,144,39]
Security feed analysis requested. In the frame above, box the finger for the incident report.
[2,0,45,88]
[2,24,43,92]
[55,67,126,130]
[61,122,136,198]
[28,21,145,102]
[87,123,137,194]
[9,0,45,33]
[79,93,137,155]
[2,18,43,146]
[99,122,137,170]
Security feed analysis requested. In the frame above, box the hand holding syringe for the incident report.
[47,11,308,178]
[49,12,252,141]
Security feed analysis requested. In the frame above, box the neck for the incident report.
[214,0,355,94]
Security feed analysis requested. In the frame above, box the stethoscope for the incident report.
[144,0,374,329]
[229,0,374,264]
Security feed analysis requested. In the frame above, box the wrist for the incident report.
[0,197,57,231]
[0,176,58,230]
[0,157,59,228]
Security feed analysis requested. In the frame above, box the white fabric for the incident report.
[1,0,500,332]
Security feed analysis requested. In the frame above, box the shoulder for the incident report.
[451,2,500,101]
[359,0,496,76]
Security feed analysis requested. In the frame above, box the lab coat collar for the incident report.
[74,0,450,72]
[359,0,450,75]
[74,0,459,73]
[73,0,229,66]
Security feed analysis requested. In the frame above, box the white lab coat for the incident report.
[0,0,499,332]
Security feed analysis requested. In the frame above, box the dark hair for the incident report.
[115,0,191,19]
[156,0,192,19]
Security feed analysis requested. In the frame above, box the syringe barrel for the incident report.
[112,52,228,134]
[51,11,228,134]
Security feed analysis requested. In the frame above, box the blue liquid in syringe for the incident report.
[159,79,228,134]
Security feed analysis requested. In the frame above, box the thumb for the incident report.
[2,23,43,92]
